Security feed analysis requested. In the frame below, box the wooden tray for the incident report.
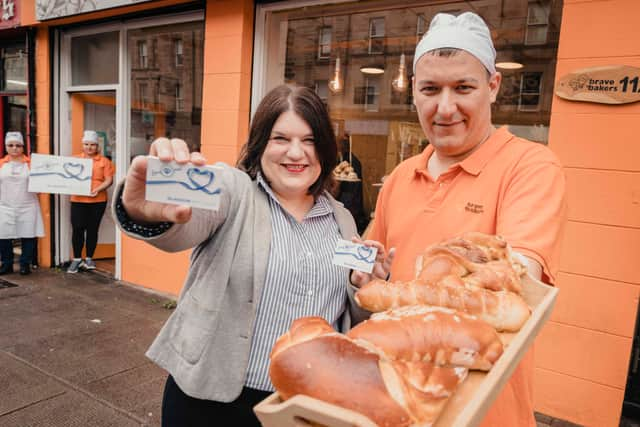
[254,274,558,427]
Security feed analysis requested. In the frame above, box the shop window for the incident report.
[368,18,385,55]
[318,27,332,60]
[259,0,562,218]
[518,72,543,112]
[138,41,148,68]
[129,21,204,156]
[525,3,550,46]
[1,46,26,92]
[71,31,118,85]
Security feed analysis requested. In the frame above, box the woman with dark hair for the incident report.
[112,84,394,426]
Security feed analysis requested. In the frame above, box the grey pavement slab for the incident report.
[0,268,175,427]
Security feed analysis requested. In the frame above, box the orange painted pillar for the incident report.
[34,26,52,268]
[534,0,640,425]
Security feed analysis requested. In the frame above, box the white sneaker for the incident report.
[83,258,96,270]
[67,259,82,273]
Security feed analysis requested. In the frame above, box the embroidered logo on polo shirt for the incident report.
[465,202,484,214]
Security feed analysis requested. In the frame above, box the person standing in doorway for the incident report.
[0,132,45,275]
[67,130,115,273]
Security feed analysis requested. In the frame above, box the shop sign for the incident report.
[555,65,640,104]
[36,0,153,21]
[0,0,19,29]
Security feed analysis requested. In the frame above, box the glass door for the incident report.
[56,27,123,277]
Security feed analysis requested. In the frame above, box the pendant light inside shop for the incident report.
[391,53,409,92]
[328,57,344,94]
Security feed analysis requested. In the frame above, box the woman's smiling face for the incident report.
[260,109,320,202]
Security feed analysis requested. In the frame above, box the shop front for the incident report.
[19,0,640,425]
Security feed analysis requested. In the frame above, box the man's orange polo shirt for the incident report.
[70,153,115,204]
[368,126,567,427]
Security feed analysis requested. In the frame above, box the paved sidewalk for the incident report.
[0,267,174,427]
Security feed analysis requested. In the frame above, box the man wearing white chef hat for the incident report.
[367,11,567,427]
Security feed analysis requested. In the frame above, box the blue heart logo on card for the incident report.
[63,162,85,179]
[187,167,214,191]
[357,245,374,263]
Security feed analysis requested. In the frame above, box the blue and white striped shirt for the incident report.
[244,174,349,391]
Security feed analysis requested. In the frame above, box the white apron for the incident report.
[0,161,45,239]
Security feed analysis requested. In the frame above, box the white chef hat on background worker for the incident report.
[82,130,99,144]
[413,11,497,75]
[5,131,24,145]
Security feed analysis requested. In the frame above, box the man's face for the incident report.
[412,50,501,159]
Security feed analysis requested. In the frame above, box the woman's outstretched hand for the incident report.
[122,137,207,224]
[349,237,395,288]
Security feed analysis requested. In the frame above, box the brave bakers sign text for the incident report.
[555,65,640,104]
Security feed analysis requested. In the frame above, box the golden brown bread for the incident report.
[417,245,523,294]
[354,278,530,332]
[270,316,334,360]
[347,306,504,370]
[269,317,467,427]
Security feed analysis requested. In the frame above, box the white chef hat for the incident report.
[5,131,24,145]
[413,12,496,75]
[82,130,99,144]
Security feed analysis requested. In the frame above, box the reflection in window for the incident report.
[318,27,332,59]
[368,18,385,54]
[314,80,329,103]
[129,21,204,157]
[139,83,148,108]
[416,14,426,41]
[176,82,184,111]
[525,3,550,45]
[1,46,27,92]
[138,41,148,68]
[519,72,543,112]
[263,0,563,218]
[175,39,184,67]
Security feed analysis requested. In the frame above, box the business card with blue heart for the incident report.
[332,239,378,273]
[145,157,222,210]
[28,153,93,196]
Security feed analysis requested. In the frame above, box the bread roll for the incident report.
[354,278,530,332]
[269,319,467,427]
[347,306,503,370]
[417,246,522,294]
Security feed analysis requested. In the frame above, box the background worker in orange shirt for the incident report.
[366,12,567,427]
[67,130,115,273]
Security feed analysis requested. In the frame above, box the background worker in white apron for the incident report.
[0,131,45,275]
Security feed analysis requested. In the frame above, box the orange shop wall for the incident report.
[535,0,640,426]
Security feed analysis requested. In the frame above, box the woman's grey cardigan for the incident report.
[112,163,370,401]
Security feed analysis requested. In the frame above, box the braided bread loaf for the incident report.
[354,278,530,332]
